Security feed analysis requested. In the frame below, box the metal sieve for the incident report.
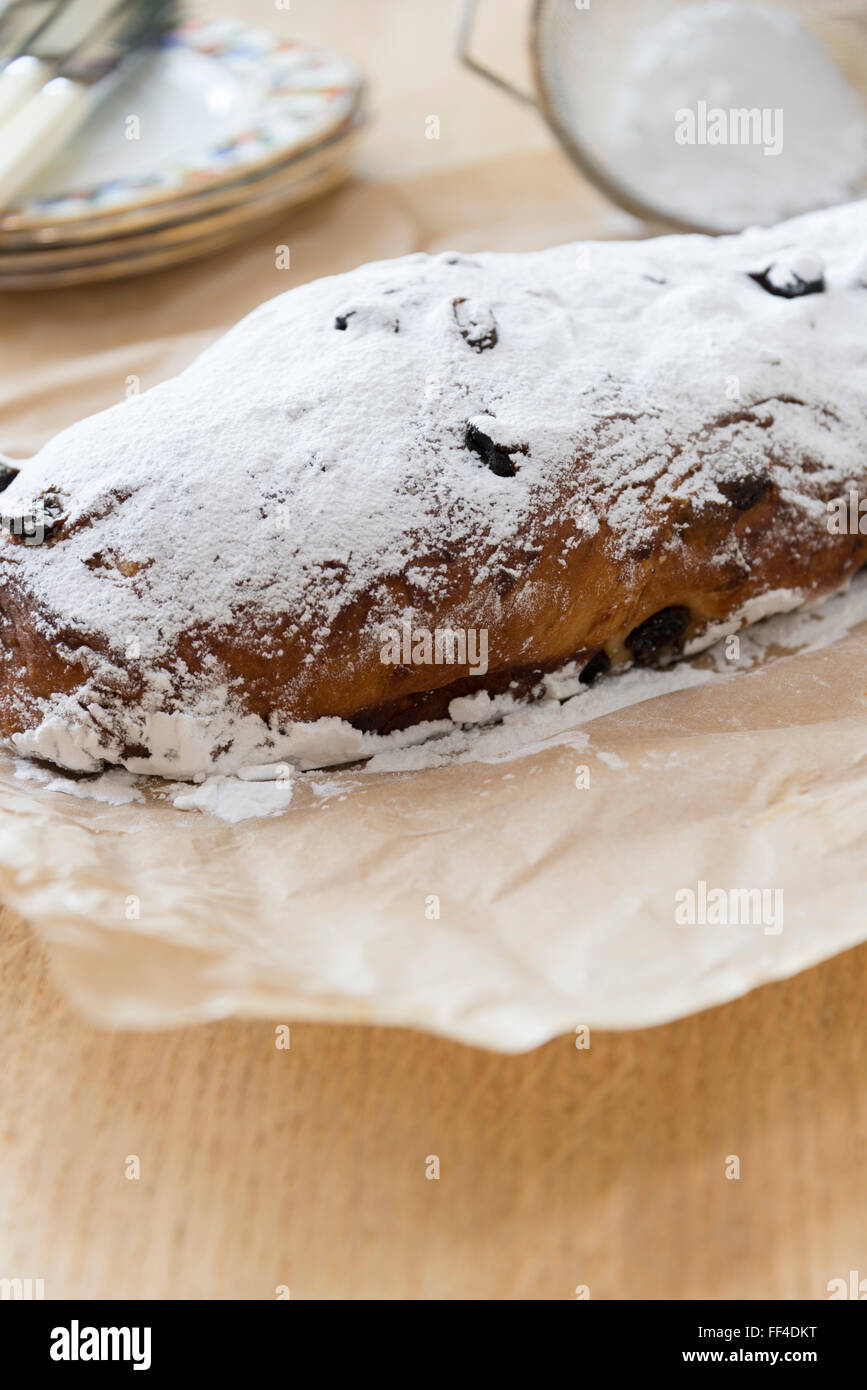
[458,0,867,234]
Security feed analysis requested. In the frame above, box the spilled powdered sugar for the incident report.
[1,200,866,781]
[14,761,144,806]
[171,775,295,824]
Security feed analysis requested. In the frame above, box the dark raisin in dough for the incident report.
[334,312,355,330]
[453,297,498,352]
[579,649,611,686]
[465,423,520,478]
[719,475,770,510]
[6,492,65,547]
[625,606,690,664]
[748,264,824,299]
[38,492,68,544]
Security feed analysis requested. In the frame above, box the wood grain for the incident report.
[2,906,865,1300]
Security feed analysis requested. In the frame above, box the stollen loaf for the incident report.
[1,201,866,778]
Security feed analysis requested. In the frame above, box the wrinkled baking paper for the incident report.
[0,175,865,1051]
[0,590,865,1051]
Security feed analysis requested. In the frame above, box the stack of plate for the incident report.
[0,16,365,289]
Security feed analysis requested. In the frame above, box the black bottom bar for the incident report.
[4,1298,864,1373]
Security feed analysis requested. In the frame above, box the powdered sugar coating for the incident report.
[2,200,867,776]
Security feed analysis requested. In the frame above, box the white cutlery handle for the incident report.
[0,77,93,210]
[0,56,52,128]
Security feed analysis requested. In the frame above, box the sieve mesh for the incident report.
[529,0,867,232]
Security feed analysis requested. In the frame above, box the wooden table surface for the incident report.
[3,906,866,1300]
[2,0,866,1302]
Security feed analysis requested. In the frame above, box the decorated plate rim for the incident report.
[4,16,363,227]
[0,112,364,248]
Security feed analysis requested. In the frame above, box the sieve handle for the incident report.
[456,0,536,106]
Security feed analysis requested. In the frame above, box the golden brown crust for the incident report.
[1,482,864,751]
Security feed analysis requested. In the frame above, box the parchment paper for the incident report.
[1,162,865,1052]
